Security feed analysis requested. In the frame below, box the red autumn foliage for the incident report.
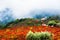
[0,26,60,40]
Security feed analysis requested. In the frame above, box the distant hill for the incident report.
[31,9,60,19]
[0,8,14,25]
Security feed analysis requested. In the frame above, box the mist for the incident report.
[0,0,60,19]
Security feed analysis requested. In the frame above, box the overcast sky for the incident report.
[0,0,60,19]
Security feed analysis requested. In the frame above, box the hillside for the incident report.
[0,16,59,40]
[0,15,60,29]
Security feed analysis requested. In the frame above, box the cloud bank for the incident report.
[0,8,14,24]
[0,0,60,19]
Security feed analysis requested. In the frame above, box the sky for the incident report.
[0,0,60,19]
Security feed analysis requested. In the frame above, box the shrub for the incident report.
[48,20,56,26]
[56,23,60,27]
[26,31,53,40]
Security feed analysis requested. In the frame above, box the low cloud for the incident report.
[0,8,14,24]
[0,0,60,19]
